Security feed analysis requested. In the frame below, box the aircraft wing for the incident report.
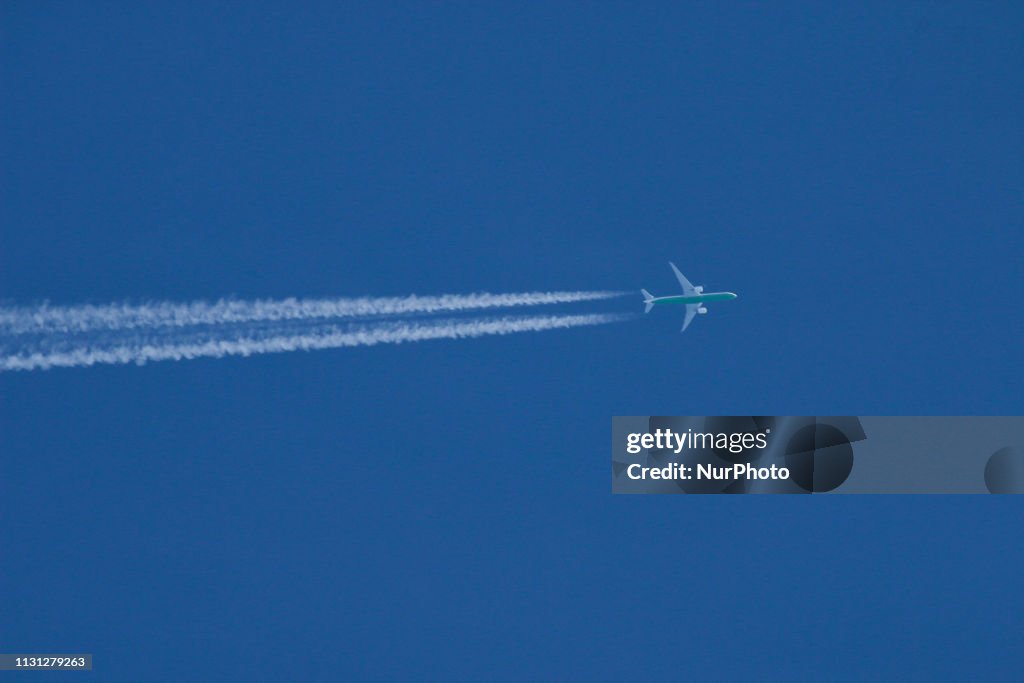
[669,262,697,295]
[681,304,699,332]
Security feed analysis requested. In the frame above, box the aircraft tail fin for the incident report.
[641,289,655,313]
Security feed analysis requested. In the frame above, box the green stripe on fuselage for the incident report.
[653,292,737,305]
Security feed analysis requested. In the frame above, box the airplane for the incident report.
[642,262,737,331]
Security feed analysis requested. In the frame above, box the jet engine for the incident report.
[697,307,708,315]
[694,286,704,294]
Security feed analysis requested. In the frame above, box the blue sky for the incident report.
[2,2,1022,680]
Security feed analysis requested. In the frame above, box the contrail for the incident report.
[0,313,630,372]
[0,291,626,335]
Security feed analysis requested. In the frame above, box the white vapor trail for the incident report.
[0,313,629,372]
[0,291,626,335]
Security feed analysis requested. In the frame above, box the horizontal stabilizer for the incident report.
[641,289,654,314]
